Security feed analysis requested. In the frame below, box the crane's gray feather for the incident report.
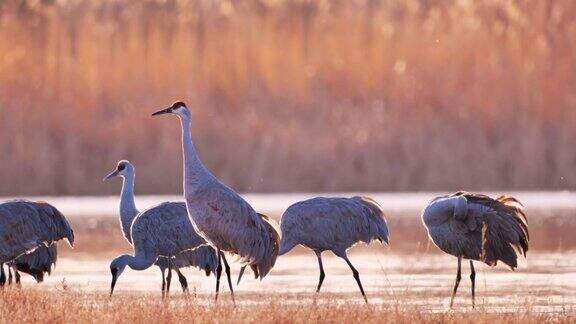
[279,196,389,256]
[237,212,280,284]
[256,212,280,278]
[0,200,73,263]
[12,243,58,282]
[422,192,529,269]
[155,245,218,276]
[130,201,217,273]
[186,185,277,278]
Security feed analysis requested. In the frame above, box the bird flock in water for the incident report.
[0,101,530,308]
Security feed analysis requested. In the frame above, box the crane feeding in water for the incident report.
[108,200,218,296]
[421,191,529,308]
[278,196,389,303]
[152,101,279,302]
[105,160,218,296]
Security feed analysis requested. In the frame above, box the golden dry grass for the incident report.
[0,0,575,195]
[0,288,573,323]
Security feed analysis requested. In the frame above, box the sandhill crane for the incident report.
[421,191,529,308]
[277,196,389,303]
[104,160,216,295]
[0,244,57,286]
[152,101,279,301]
[104,161,218,296]
[0,200,73,267]
[109,201,218,296]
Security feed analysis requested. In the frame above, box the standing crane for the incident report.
[0,200,74,268]
[278,196,389,303]
[0,244,57,286]
[104,160,217,296]
[152,101,279,301]
[421,191,529,308]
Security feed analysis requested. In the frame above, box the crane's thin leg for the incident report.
[341,254,368,303]
[14,268,21,286]
[237,266,246,286]
[215,249,222,301]
[470,260,476,309]
[251,265,259,279]
[166,259,173,296]
[449,256,462,308]
[161,268,167,298]
[237,265,259,285]
[219,251,235,303]
[175,268,189,295]
[0,264,6,286]
[7,266,12,285]
[315,251,325,293]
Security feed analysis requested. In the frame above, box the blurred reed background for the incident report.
[0,0,575,195]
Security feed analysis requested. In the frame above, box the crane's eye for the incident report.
[118,164,126,171]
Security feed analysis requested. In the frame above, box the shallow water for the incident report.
[17,251,575,313]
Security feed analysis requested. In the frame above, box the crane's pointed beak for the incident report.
[151,107,172,116]
[103,170,119,181]
[110,268,118,297]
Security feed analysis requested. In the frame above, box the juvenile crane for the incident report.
[0,200,74,266]
[105,161,218,296]
[152,101,279,301]
[421,191,529,308]
[278,196,389,303]
[1,244,57,286]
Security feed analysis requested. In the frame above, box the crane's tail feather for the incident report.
[480,195,529,269]
[35,202,75,247]
[253,213,280,279]
[354,196,390,245]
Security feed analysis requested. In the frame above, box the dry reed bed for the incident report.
[0,288,573,323]
[0,0,575,195]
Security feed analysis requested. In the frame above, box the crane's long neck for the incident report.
[119,252,156,271]
[119,174,138,243]
[180,117,213,196]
